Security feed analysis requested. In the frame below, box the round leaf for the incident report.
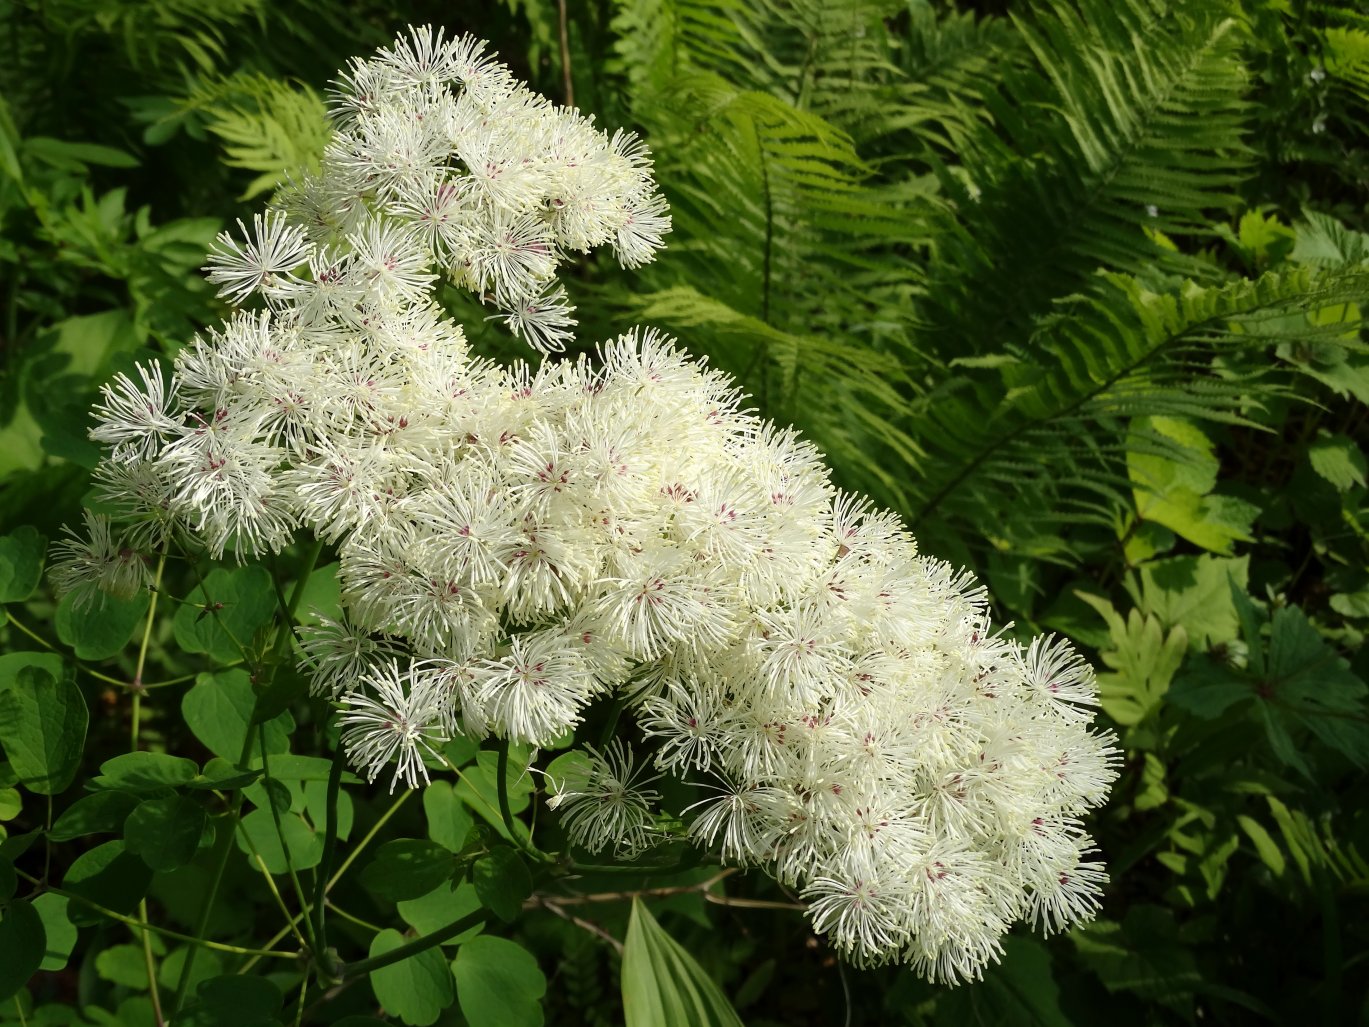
[125,795,207,871]
[472,846,532,923]
[0,664,88,795]
[453,935,546,1027]
[368,928,454,1027]
[0,898,45,1002]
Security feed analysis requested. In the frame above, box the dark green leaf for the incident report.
[396,881,484,943]
[124,795,207,871]
[368,928,455,1027]
[96,943,153,989]
[453,934,546,1027]
[63,841,153,926]
[0,664,88,794]
[472,846,532,923]
[178,974,283,1027]
[50,791,141,841]
[0,898,44,1002]
[423,780,473,852]
[54,590,150,661]
[0,526,44,603]
[182,670,291,764]
[360,839,456,902]
[172,565,276,664]
[92,751,198,793]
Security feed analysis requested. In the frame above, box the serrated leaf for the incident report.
[1308,433,1368,491]
[368,928,455,1027]
[0,664,88,795]
[622,899,744,1027]
[453,935,546,1027]
[472,846,532,922]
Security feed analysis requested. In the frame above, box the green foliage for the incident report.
[0,0,1366,1024]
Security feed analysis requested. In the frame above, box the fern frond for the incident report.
[183,72,329,200]
[902,266,1369,558]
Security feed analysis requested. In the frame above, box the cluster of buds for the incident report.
[58,28,1117,982]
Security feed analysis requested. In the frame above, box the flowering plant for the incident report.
[49,22,1116,1005]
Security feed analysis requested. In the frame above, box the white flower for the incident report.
[339,661,451,791]
[89,361,181,463]
[549,740,663,857]
[205,212,311,305]
[48,511,148,609]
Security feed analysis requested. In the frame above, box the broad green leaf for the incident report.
[622,899,744,1027]
[396,881,484,943]
[92,751,198,793]
[124,795,207,871]
[454,750,533,842]
[368,928,455,1027]
[294,562,342,626]
[1130,555,1249,651]
[0,898,44,1002]
[360,839,456,902]
[0,526,44,603]
[158,946,222,995]
[0,787,19,820]
[63,841,153,925]
[172,565,276,664]
[51,791,141,842]
[182,670,292,764]
[32,893,76,971]
[0,665,88,794]
[177,974,283,1027]
[236,808,321,874]
[187,758,263,792]
[54,590,150,661]
[1308,433,1368,491]
[472,846,532,922]
[423,780,473,852]
[453,935,546,1027]
[97,943,153,989]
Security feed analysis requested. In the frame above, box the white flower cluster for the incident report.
[60,28,1118,983]
[205,26,668,353]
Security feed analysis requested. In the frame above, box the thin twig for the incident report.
[536,896,624,955]
[558,0,574,108]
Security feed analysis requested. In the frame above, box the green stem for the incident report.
[496,739,516,839]
[312,743,346,956]
[259,728,316,949]
[138,898,166,1026]
[341,910,488,980]
[3,613,127,687]
[15,873,298,959]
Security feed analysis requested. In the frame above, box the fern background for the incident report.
[1,0,1367,1024]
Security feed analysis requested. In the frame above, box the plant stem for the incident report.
[14,872,299,959]
[259,729,317,949]
[340,910,488,980]
[130,550,168,751]
[139,898,166,1026]
[311,743,346,956]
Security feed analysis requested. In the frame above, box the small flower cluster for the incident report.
[60,29,1117,983]
[205,26,668,352]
